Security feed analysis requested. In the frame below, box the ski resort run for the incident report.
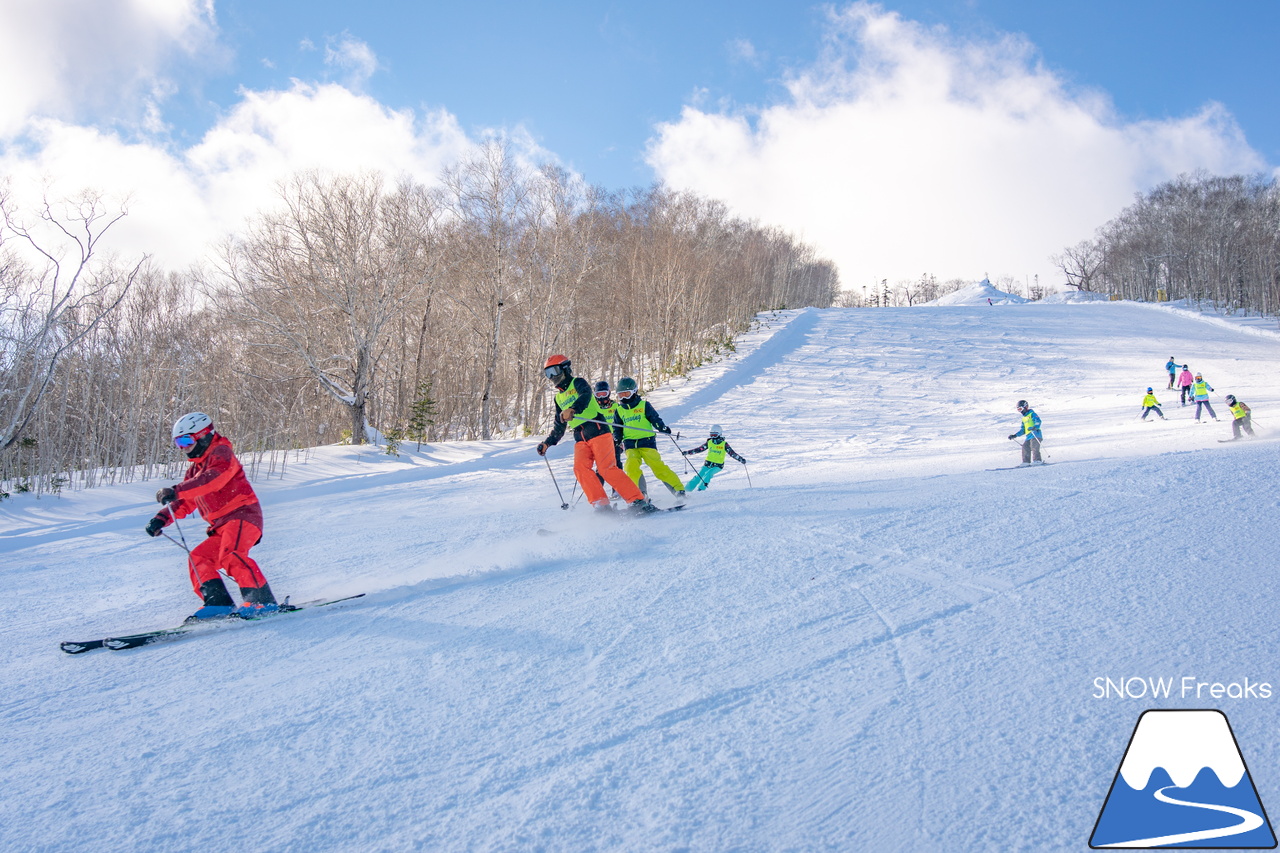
[2,295,1279,851]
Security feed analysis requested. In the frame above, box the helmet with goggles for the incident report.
[543,354,572,386]
[172,412,213,449]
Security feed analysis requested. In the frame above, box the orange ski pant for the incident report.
[575,433,643,507]
[186,519,268,598]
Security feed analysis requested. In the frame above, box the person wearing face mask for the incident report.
[145,412,278,619]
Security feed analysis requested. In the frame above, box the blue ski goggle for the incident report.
[174,433,198,449]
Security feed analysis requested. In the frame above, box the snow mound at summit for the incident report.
[927,278,1027,306]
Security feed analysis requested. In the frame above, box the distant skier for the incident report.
[1008,400,1043,465]
[1165,357,1178,389]
[1140,388,1166,421]
[1177,364,1194,406]
[1191,373,1219,422]
[682,425,746,491]
[536,355,657,514]
[612,377,683,504]
[144,412,278,619]
[1225,394,1254,440]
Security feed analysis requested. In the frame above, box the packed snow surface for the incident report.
[3,300,1279,851]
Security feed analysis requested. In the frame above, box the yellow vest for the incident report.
[555,382,602,429]
[1143,394,1159,407]
[705,437,727,464]
[1230,402,1250,420]
[618,401,655,440]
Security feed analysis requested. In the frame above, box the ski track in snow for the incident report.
[3,302,1280,851]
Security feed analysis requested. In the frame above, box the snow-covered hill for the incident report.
[3,302,1279,851]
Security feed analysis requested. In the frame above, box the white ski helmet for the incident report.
[172,412,213,440]
[709,424,723,437]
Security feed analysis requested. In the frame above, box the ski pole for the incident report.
[578,418,657,434]
[665,431,695,473]
[157,499,191,553]
[543,455,569,510]
[743,461,753,488]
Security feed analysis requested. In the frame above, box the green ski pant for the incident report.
[624,447,684,494]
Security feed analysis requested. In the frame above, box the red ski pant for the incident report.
[187,519,268,598]
[574,433,643,507]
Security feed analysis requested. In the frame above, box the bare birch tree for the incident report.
[0,189,145,454]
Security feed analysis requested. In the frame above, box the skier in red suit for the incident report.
[145,412,278,618]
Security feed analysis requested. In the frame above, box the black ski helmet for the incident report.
[1015,399,1028,412]
[594,380,611,399]
[1226,394,1237,405]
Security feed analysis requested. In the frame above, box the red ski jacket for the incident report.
[159,433,263,533]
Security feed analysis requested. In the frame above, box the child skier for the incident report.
[1191,373,1219,422]
[1008,400,1043,465]
[681,425,746,491]
[144,412,278,619]
[1177,364,1194,406]
[536,355,656,514]
[612,377,684,504]
[1140,387,1166,421]
[1225,394,1254,439]
[592,380,631,500]
[1165,357,1178,389]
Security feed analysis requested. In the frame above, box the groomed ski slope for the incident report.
[2,300,1279,852]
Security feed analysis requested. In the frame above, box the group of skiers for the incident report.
[146,354,750,620]
[1154,356,1255,437]
[1006,357,1259,468]
[144,349,1261,619]
[534,354,747,512]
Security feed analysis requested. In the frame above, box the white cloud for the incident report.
[325,34,379,89]
[0,83,477,269]
[0,0,218,136]
[728,38,761,66]
[646,2,1268,290]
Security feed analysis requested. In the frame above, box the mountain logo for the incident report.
[1091,709,1276,848]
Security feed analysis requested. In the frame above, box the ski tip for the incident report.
[60,641,98,655]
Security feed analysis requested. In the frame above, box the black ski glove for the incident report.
[658,425,671,434]
[145,516,165,537]
[536,443,548,456]
[1007,434,1016,440]
[739,458,747,464]
[156,486,177,504]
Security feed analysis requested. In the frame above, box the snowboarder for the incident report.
[1191,373,1219,422]
[1140,387,1166,421]
[536,355,656,514]
[1165,357,1178,389]
[1008,400,1043,465]
[1177,364,1194,406]
[144,412,278,618]
[682,425,746,491]
[612,377,684,504]
[1225,394,1254,439]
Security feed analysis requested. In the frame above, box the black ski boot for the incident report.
[188,578,236,621]
[629,498,660,515]
[236,583,280,617]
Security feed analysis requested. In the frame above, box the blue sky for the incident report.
[1,1,1275,289]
